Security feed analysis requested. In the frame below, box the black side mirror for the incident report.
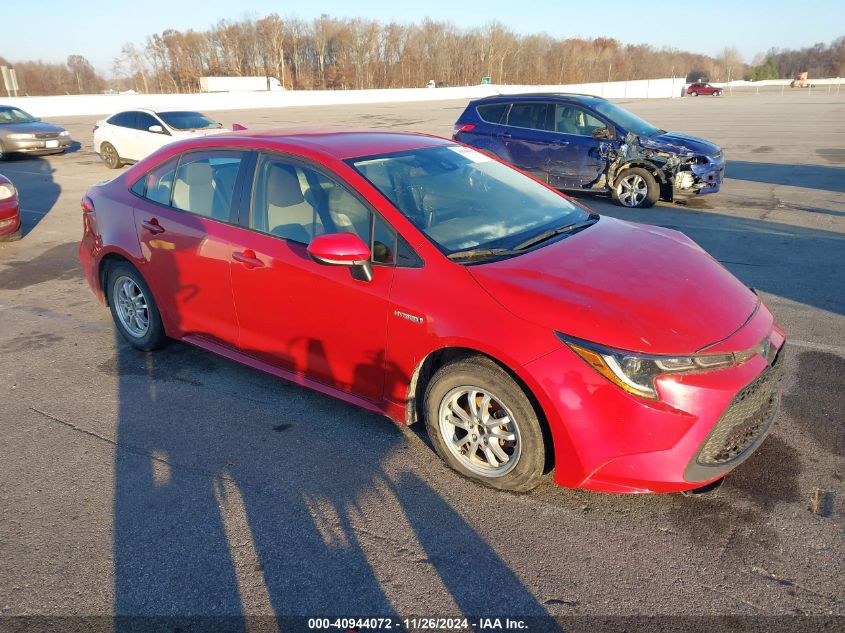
[592,126,615,141]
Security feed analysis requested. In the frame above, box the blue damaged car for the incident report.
[453,93,725,208]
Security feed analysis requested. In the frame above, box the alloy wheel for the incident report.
[617,174,648,207]
[114,276,149,338]
[438,386,521,477]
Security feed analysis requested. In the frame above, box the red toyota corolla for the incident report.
[0,173,21,240]
[79,130,786,493]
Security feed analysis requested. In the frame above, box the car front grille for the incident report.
[696,349,784,465]
[35,132,59,140]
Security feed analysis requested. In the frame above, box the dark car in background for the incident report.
[0,173,21,240]
[0,106,72,159]
[453,93,725,208]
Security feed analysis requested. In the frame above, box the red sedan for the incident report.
[78,130,785,493]
[0,174,21,240]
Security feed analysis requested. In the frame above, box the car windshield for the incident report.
[348,145,589,257]
[0,106,37,124]
[157,111,222,130]
[592,101,662,137]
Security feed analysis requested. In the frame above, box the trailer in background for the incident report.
[199,76,284,92]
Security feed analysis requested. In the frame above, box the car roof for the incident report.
[210,129,454,160]
[471,92,607,106]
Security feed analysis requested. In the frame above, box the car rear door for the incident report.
[546,104,612,189]
[498,102,555,180]
[130,149,246,346]
[227,151,395,402]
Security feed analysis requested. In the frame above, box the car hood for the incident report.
[170,128,229,138]
[468,217,758,355]
[0,122,66,135]
[638,132,721,157]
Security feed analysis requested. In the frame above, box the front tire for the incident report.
[424,356,547,492]
[107,263,166,351]
[100,142,122,169]
[612,167,659,208]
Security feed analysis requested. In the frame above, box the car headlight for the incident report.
[558,333,769,399]
[7,133,35,140]
[59,130,70,137]
[0,183,16,200]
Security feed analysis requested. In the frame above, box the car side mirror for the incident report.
[592,126,614,141]
[307,233,373,282]
[148,125,166,134]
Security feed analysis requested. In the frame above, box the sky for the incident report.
[2,0,842,74]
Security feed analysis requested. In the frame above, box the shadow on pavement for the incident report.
[0,154,61,236]
[726,160,845,194]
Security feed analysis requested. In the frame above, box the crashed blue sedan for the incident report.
[453,93,725,208]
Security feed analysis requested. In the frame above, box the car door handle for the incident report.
[500,132,513,139]
[142,219,165,234]
[232,250,265,268]
[550,140,570,147]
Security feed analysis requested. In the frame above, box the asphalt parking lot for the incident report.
[0,91,843,629]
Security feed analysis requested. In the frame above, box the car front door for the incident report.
[546,104,613,189]
[131,149,246,346]
[497,102,556,181]
[228,152,395,401]
[135,112,172,159]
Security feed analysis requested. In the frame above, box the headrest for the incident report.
[266,163,304,207]
[182,161,213,185]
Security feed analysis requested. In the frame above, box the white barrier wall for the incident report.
[5,78,689,118]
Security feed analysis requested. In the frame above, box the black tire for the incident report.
[106,262,167,351]
[713,90,722,96]
[423,355,547,492]
[100,142,122,169]
[0,141,6,161]
[690,90,699,97]
[612,167,659,208]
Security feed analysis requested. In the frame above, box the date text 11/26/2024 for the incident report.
[308,617,529,630]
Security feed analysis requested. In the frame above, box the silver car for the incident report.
[0,106,72,158]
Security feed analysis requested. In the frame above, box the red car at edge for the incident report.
[79,130,786,494]
[0,174,21,240]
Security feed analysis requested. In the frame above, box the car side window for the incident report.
[476,104,508,124]
[250,153,371,245]
[136,112,160,133]
[107,111,137,128]
[171,151,244,221]
[554,105,606,136]
[506,103,553,131]
[132,157,179,205]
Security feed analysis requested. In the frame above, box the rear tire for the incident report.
[106,263,167,351]
[714,90,722,96]
[100,142,122,169]
[612,167,659,208]
[423,356,547,492]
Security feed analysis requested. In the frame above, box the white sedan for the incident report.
[93,109,229,169]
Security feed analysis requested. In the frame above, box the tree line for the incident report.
[748,37,845,80]
[1,15,843,97]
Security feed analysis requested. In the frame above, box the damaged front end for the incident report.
[607,133,725,201]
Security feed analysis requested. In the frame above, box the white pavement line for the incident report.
[787,339,845,355]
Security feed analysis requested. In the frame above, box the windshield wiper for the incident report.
[513,214,599,251]
[447,247,519,262]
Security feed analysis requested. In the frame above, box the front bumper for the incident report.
[674,154,725,197]
[3,137,72,154]
[525,305,786,493]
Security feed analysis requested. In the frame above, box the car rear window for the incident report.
[107,112,137,128]
[476,104,508,124]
